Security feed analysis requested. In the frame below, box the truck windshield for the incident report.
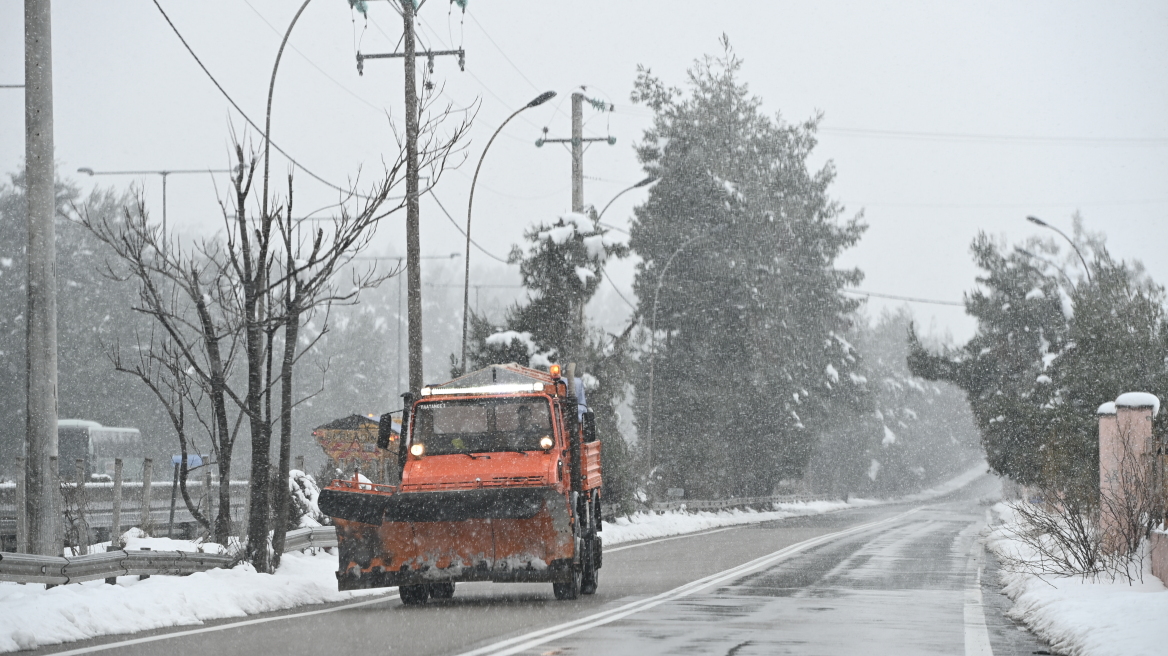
[412,396,553,455]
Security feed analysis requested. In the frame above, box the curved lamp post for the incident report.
[1026,215,1092,284]
[644,223,726,478]
[597,175,657,222]
[460,90,557,373]
[261,0,314,219]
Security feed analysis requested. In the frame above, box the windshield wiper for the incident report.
[456,450,489,459]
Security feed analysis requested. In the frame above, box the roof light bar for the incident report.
[420,383,545,397]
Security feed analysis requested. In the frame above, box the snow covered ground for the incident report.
[0,533,366,653]
[986,503,1168,656]
[0,462,989,653]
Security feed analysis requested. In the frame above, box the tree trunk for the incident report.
[271,310,299,567]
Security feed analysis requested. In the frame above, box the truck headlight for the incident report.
[410,443,425,457]
[539,436,554,451]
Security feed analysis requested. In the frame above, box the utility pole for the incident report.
[537,91,615,214]
[24,0,62,557]
[571,92,583,212]
[535,90,615,359]
[357,3,465,394]
[402,0,422,394]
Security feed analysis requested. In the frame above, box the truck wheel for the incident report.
[428,581,455,599]
[399,584,429,606]
[553,568,582,600]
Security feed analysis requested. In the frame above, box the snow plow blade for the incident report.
[319,486,554,524]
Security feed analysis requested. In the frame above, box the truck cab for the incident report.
[319,363,602,604]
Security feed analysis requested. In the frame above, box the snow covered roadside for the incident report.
[602,499,866,545]
[602,460,988,546]
[985,503,1168,656]
[0,534,375,653]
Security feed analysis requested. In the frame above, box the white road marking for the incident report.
[605,525,740,553]
[963,514,995,655]
[44,590,398,656]
[455,507,923,656]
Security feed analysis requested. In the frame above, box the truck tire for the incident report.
[553,568,582,600]
[581,537,599,595]
[428,581,455,599]
[399,584,429,606]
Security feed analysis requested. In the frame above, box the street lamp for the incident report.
[1026,216,1092,284]
[596,175,657,223]
[77,167,232,240]
[460,90,557,374]
[644,224,727,479]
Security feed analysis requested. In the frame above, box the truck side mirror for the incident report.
[377,413,394,450]
[583,411,597,443]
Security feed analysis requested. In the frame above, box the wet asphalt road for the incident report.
[45,473,1052,656]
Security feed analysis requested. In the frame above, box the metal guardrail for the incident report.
[0,526,337,586]
[284,526,337,551]
[0,548,235,585]
[650,493,829,512]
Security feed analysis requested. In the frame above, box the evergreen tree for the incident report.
[909,225,1168,493]
[629,39,866,497]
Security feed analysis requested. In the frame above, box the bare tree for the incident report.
[84,80,471,570]
[82,194,248,546]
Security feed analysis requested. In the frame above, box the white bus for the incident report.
[58,419,145,480]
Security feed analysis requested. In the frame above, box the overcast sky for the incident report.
[2,0,1166,345]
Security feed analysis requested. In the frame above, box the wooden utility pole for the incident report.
[571,92,583,212]
[355,3,465,394]
[537,91,614,214]
[24,0,62,558]
[402,0,423,393]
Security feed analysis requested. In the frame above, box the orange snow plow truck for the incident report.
[318,363,603,604]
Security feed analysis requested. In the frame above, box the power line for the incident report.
[149,0,378,200]
[820,126,1168,146]
[240,0,384,114]
[845,198,1168,209]
[843,289,964,307]
[427,190,511,264]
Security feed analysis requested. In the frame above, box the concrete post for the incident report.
[203,463,214,539]
[74,459,88,555]
[140,458,152,534]
[14,456,26,553]
[111,458,122,545]
[1100,393,1157,553]
[24,0,62,559]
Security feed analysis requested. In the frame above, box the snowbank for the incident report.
[602,500,860,546]
[986,503,1168,656]
[0,547,371,653]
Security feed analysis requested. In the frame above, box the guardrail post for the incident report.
[15,456,26,553]
[74,459,89,555]
[139,546,150,580]
[111,458,123,546]
[140,458,152,535]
